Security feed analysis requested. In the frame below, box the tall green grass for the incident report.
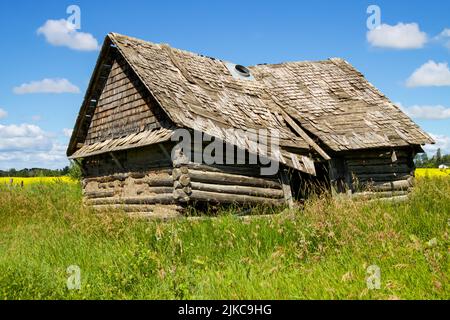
[0,178,448,299]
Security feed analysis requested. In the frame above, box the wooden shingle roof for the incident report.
[67,33,433,163]
[252,60,433,151]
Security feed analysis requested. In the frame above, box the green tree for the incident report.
[68,161,82,181]
[436,148,442,165]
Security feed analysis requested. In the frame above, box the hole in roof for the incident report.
[235,65,251,77]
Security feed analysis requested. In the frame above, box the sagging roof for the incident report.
[67,32,433,163]
[251,60,433,151]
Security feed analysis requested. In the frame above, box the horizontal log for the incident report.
[189,190,285,206]
[140,186,173,194]
[348,164,413,175]
[190,181,284,198]
[361,178,413,192]
[92,204,183,213]
[343,149,411,159]
[351,190,410,200]
[128,172,146,179]
[353,173,412,182]
[346,158,410,166]
[368,195,409,203]
[84,173,129,183]
[134,176,173,187]
[84,169,172,183]
[84,190,115,199]
[86,194,175,205]
[186,162,267,177]
[188,169,281,189]
[127,159,172,168]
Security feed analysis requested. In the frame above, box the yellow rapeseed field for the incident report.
[415,168,450,177]
[0,176,76,186]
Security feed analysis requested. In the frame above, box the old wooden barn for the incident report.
[67,33,434,216]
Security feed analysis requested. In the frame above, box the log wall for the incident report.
[343,148,416,200]
[179,162,286,206]
[81,144,289,215]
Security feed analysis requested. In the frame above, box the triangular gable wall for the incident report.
[85,54,168,145]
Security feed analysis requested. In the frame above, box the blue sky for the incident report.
[0,0,449,169]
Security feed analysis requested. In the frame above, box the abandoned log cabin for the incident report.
[66,33,434,215]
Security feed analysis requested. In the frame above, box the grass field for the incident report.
[0,173,448,299]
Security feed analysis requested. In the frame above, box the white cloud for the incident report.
[13,78,80,94]
[423,133,450,155]
[37,19,99,51]
[406,60,450,87]
[63,128,73,137]
[435,28,450,50]
[367,23,428,49]
[0,108,7,119]
[397,103,450,120]
[0,124,52,152]
[0,124,68,170]
[437,28,450,38]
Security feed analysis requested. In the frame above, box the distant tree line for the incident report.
[0,162,82,180]
[414,148,450,168]
[0,167,70,177]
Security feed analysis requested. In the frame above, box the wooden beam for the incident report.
[279,170,294,208]
[280,111,331,161]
